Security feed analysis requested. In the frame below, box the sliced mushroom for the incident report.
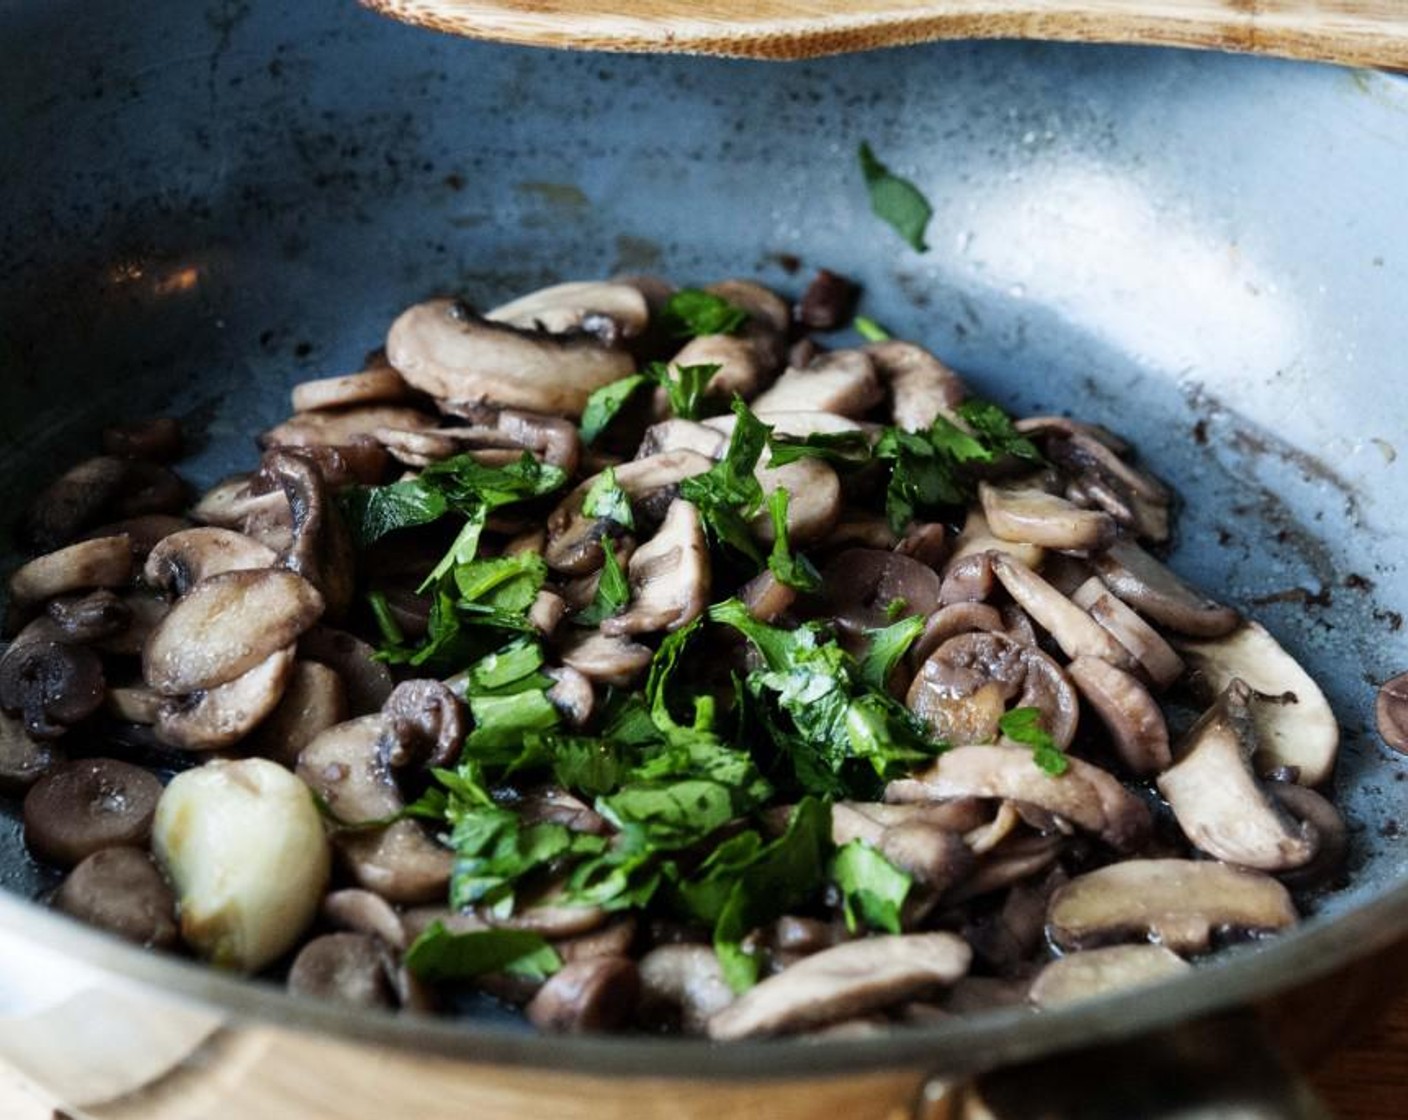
[1046,859,1297,954]
[299,626,394,716]
[46,590,131,645]
[1066,656,1170,776]
[291,366,410,413]
[906,632,1080,750]
[832,802,975,897]
[887,744,1150,853]
[143,569,324,695]
[1267,783,1348,890]
[8,535,134,614]
[1027,945,1190,1009]
[52,846,180,950]
[1157,681,1316,872]
[990,554,1135,670]
[946,508,1044,573]
[600,499,709,637]
[707,933,971,1041]
[953,832,1067,900]
[670,334,768,401]
[637,419,727,461]
[261,405,438,451]
[85,514,194,558]
[339,820,455,906]
[1375,671,1408,756]
[1172,621,1339,786]
[896,522,949,570]
[143,528,278,597]
[153,758,331,971]
[253,451,357,620]
[1070,577,1185,690]
[544,450,713,575]
[288,933,397,1009]
[1047,431,1171,543]
[525,956,640,1034]
[864,340,968,431]
[190,474,295,553]
[557,631,653,687]
[751,349,883,418]
[245,659,348,767]
[752,458,842,547]
[386,298,635,418]
[323,888,408,950]
[638,944,737,1034]
[0,708,62,794]
[938,553,996,605]
[1091,540,1240,638]
[824,549,942,635]
[979,479,1115,552]
[707,410,866,441]
[0,618,106,737]
[795,268,859,330]
[154,645,296,751]
[21,456,186,552]
[23,758,162,868]
[487,280,650,341]
[911,603,1007,665]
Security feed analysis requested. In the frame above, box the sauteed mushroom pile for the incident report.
[0,271,1359,1038]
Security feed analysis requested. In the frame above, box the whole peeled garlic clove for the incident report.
[153,758,330,972]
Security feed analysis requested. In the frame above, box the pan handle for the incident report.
[942,1011,1329,1120]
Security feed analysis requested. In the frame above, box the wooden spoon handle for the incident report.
[361,0,1408,68]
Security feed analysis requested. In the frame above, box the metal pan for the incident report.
[1,3,1406,1116]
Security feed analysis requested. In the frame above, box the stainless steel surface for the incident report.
[0,0,1406,1096]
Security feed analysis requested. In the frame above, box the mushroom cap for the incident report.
[750,350,883,418]
[599,498,710,637]
[1046,859,1297,955]
[706,933,971,1041]
[1066,656,1171,776]
[386,299,635,418]
[487,280,650,339]
[52,846,179,950]
[1027,944,1190,1009]
[142,527,278,597]
[525,956,640,1034]
[886,744,1150,853]
[1070,577,1185,690]
[8,534,134,611]
[1091,539,1240,638]
[154,645,297,751]
[979,480,1115,552]
[990,554,1135,670]
[823,549,942,635]
[863,340,968,432]
[0,618,107,737]
[1172,621,1339,787]
[1156,681,1317,872]
[288,933,397,1009]
[23,758,162,868]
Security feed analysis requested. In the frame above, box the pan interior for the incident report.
[0,0,1405,1070]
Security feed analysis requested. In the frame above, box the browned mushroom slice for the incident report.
[299,626,394,716]
[887,745,1150,853]
[938,552,996,605]
[1376,671,1408,756]
[1014,416,1131,455]
[262,404,439,450]
[910,604,1008,665]
[833,808,974,907]
[339,820,454,905]
[1157,681,1317,872]
[323,889,408,950]
[990,554,1135,670]
[863,340,968,431]
[545,450,713,575]
[0,709,62,794]
[85,514,193,559]
[707,410,866,441]
[256,450,357,620]
[1027,944,1190,1009]
[143,569,324,695]
[488,280,651,341]
[8,535,134,613]
[386,298,635,418]
[525,956,640,1034]
[738,569,797,624]
[51,846,180,950]
[637,419,727,461]
[906,632,1080,750]
[636,944,734,1034]
[1046,859,1297,954]
[245,659,348,767]
[0,618,106,738]
[143,527,278,597]
[824,549,942,635]
[671,335,768,401]
[23,758,162,868]
[101,417,183,462]
[1070,577,1185,690]
[21,457,187,553]
[751,350,883,418]
[752,459,841,547]
[46,590,131,645]
[952,832,1067,901]
[292,366,410,413]
[190,474,295,553]
[557,631,653,688]
[288,932,397,1009]
[707,933,971,1041]
[979,479,1116,552]
[1066,656,1171,776]
[1047,431,1172,543]
[154,645,296,751]
[945,508,1045,574]
[1091,539,1240,638]
[1172,621,1338,787]
[1268,783,1348,890]
[600,499,709,637]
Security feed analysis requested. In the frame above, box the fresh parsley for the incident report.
[404,922,562,982]
[574,544,630,627]
[858,142,933,253]
[578,361,723,445]
[831,839,912,935]
[679,398,770,565]
[660,288,750,339]
[999,706,1070,776]
[765,489,821,593]
[854,315,893,342]
[581,466,634,530]
[580,373,647,445]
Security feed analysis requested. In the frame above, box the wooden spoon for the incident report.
[361,0,1408,69]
